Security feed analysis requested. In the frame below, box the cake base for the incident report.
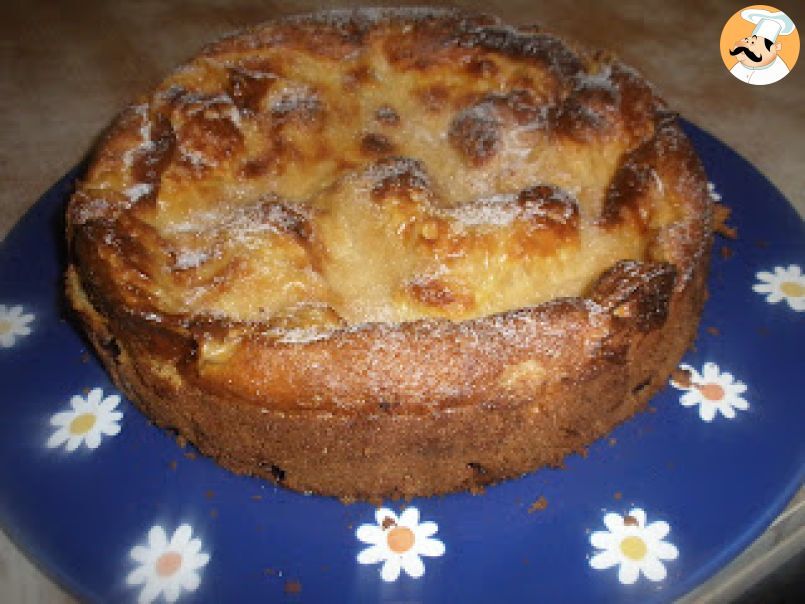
[66,250,707,500]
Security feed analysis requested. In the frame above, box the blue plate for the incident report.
[0,122,803,603]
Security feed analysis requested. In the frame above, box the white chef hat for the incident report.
[741,8,796,42]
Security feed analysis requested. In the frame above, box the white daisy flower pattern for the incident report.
[670,363,749,422]
[753,265,805,311]
[706,181,722,202]
[356,507,445,582]
[46,388,122,451]
[589,508,678,585]
[0,304,34,348]
[127,524,210,604]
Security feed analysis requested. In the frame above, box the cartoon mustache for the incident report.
[730,46,763,62]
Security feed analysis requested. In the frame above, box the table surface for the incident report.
[0,1,803,602]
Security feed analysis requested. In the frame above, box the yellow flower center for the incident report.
[155,551,183,577]
[386,526,415,554]
[69,413,96,435]
[0,320,10,335]
[620,536,647,561]
[780,281,805,298]
[696,383,724,401]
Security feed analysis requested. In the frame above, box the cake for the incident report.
[65,8,712,499]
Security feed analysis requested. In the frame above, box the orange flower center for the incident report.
[155,551,183,577]
[696,383,725,401]
[620,536,647,561]
[780,281,805,298]
[386,526,415,554]
[69,413,96,435]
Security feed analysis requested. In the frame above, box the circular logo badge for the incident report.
[720,5,799,85]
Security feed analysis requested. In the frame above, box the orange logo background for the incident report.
[720,5,800,73]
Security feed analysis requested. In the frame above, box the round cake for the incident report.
[65,7,712,499]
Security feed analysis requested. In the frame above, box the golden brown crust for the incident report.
[66,7,712,499]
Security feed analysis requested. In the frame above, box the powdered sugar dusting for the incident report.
[163,199,309,260]
[707,182,721,203]
[270,85,321,118]
[573,63,617,95]
[443,194,519,226]
[123,183,154,202]
[276,327,335,344]
[174,248,212,270]
[122,104,155,169]
[443,189,577,228]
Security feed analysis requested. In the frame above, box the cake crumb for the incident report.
[528,496,548,513]
[608,437,617,447]
[169,460,177,471]
[204,490,215,500]
[184,451,197,460]
[176,435,188,448]
[647,406,657,414]
[251,494,263,501]
[264,567,277,576]
[284,579,302,594]
[713,203,737,239]
[720,245,733,260]
[623,515,639,526]
[81,352,90,364]
[706,326,720,336]
[209,507,218,519]
[613,491,622,500]
[670,367,692,388]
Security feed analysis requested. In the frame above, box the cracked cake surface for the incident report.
[66,7,712,498]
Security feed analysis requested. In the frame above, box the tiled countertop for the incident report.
[1,1,802,602]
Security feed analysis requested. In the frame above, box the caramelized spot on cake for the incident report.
[599,142,657,228]
[360,132,395,156]
[448,103,501,166]
[343,64,373,89]
[407,277,475,312]
[228,66,277,114]
[175,96,244,164]
[416,84,451,112]
[369,157,432,201]
[464,57,498,77]
[240,157,272,178]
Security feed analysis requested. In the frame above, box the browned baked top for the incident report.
[68,8,710,412]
